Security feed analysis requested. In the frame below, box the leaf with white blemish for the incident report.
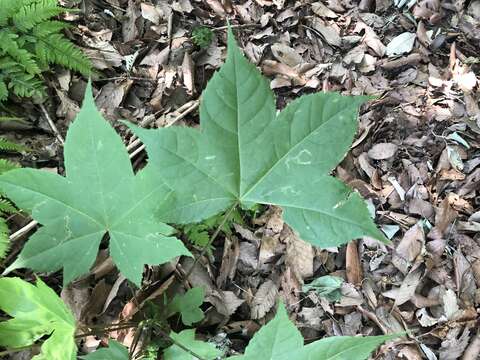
[131,28,386,248]
[0,85,191,286]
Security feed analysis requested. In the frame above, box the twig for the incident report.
[9,220,38,241]
[184,202,239,281]
[129,144,145,160]
[75,323,139,338]
[212,23,262,31]
[39,103,64,144]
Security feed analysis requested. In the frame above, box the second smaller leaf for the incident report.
[164,329,222,360]
[80,340,128,360]
[302,275,344,302]
[167,287,205,326]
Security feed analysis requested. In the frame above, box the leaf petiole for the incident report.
[183,201,239,281]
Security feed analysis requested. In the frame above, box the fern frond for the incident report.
[13,0,64,32]
[0,0,91,101]
[36,33,91,76]
[0,199,17,214]
[0,80,7,102]
[0,218,10,260]
[33,20,69,37]
[7,71,45,98]
[0,159,20,174]
[0,116,26,122]
[0,31,41,75]
[0,138,26,152]
[0,0,23,27]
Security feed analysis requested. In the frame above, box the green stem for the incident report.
[75,322,139,338]
[184,202,239,280]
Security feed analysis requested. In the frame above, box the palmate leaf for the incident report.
[167,286,205,326]
[80,340,129,360]
[0,85,191,286]
[131,29,387,249]
[228,303,398,360]
[163,329,223,360]
[0,277,76,360]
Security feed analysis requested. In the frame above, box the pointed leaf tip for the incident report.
[83,80,95,104]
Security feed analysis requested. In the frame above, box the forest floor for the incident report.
[2,0,480,359]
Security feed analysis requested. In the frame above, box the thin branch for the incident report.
[184,202,239,280]
[9,220,38,241]
[39,103,64,144]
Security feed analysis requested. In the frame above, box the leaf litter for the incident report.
[1,0,480,358]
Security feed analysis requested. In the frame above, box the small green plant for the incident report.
[0,28,393,359]
[183,208,244,250]
[0,146,23,260]
[191,26,214,48]
[0,0,91,101]
[303,275,344,302]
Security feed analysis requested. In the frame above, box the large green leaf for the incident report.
[0,86,191,286]
[80,340,128,360]
[131,29,386,248]
[229,303,397,360]
[0,277,76,360]
[163,329,223,360]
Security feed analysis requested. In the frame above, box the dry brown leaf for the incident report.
[396,223,425,264]
[312,18,341,47]
[208,290,244,317]
[285,229,314,281]
[140,3,164,24]
[346,241,363,286]
[383,266,424,306]
[439,328,470,360]
[251,280,278,319]
[368,142,398,160]
[312,2,338,18]
[354,22,386,57]
[217,236,239,288]
[271,43,303,67]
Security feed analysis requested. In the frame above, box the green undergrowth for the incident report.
[0,140,24,260]
[0,0,91,101]
[0,28,395,359]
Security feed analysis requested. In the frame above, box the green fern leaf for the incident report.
[36,33,91,76]
[0,1,91,101]
[0,0,22,27]
[0,159,19,174]
[0,138,26,152]
[13,0,64,32]
[0,217,9,260]
[7,71,45,98]
[0,31,41,75]
[0,80,7,101]
[33,20,69,37]
[0,199,16,214]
